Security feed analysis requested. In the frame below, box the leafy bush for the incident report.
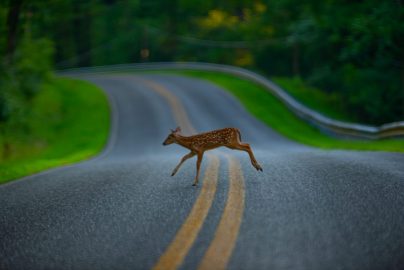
[0,36,54,157]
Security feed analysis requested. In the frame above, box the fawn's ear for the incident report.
[170,126,181,134]
[171,126,181,133]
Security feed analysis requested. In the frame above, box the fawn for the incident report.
[162,127,262,186]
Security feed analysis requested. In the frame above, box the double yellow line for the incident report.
[139,78,246,270]
[153,154,219,270]
[197,154,245,270]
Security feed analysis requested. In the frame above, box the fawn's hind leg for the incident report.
[227,143,263,171]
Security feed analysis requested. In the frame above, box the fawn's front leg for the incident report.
[171,151,196,176]
[193,151,205,186]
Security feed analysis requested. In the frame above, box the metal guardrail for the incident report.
[59,62,404,139]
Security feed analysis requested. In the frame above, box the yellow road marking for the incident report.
[197,154,245,270]
[140,79,196,135]
[152,155,219,270]
[137,78,220,270]
[136,77,245,270]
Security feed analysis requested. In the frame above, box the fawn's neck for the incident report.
[175,134,193,149]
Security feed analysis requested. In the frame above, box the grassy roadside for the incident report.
[0,76,110,184]
[271,77,352,122]
[175,70,404,152]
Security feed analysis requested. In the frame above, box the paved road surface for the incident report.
[1,74,404,270]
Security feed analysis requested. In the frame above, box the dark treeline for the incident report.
[1,0,403,126]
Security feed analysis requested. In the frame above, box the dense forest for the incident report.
[1,0,403,128]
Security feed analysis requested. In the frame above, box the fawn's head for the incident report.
[162,127,181,145]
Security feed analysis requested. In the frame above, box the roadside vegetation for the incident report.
[2,1,402,125]
[0,77,109,184]
[177,70,404,152]
[271,77,353,122]
[1,2,109,184]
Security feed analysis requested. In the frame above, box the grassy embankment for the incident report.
[177,70,404,152]
[0,77,110,184]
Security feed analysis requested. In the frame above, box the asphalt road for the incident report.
[1,74,404,270]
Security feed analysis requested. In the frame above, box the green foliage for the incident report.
[0,0,55,159]
[272,76,351,122]
[291,0,404,124]
[0,36,54,157]
[7,0,399,126]
[0,77,110,184]
[8,37,54,98]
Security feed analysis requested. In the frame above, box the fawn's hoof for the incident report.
[192,183,197,186]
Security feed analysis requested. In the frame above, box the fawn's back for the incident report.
[187,128,240,149]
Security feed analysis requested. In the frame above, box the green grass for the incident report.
[0,76,110,184]
[272,77,352,122]
[174,70,404,152]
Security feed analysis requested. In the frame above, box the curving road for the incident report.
[1,74,404,270]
